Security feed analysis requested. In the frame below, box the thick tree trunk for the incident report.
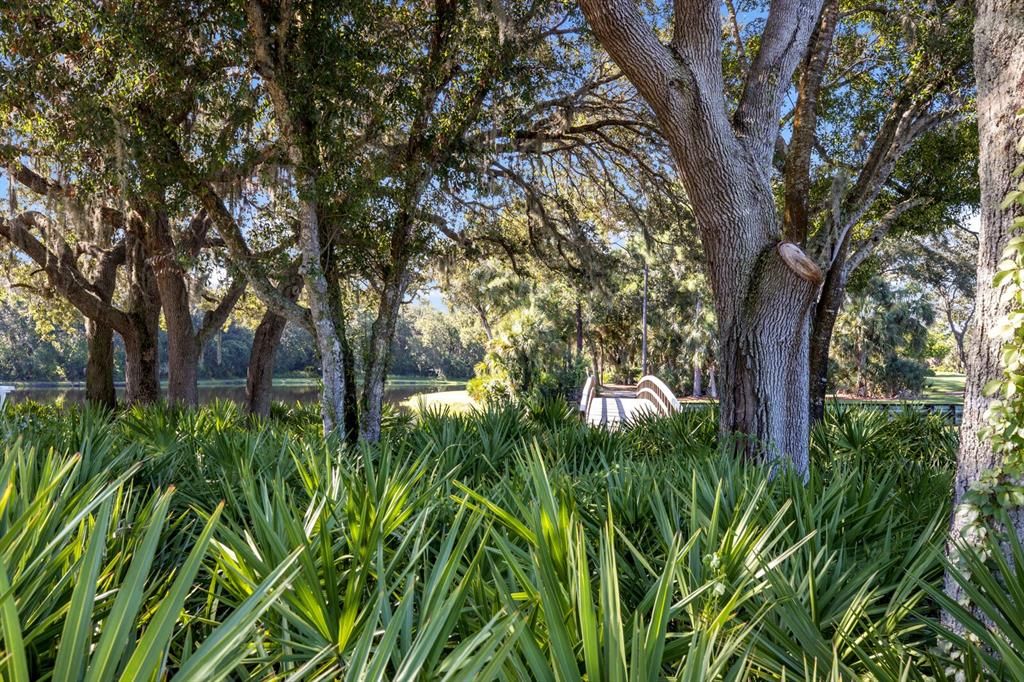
[84,246,121,409]
[122,234,162,405]
[142,206,201,406]
[580,0,825,476]
[85,319,116,409]
[716,250,818,477]
[246,273,303,418]
[948,0,1024,546]
[159,276,199,403]
[943,0,1024,633]
[246,312,287,418]
[122,317,160,405]
[164,312,200,406]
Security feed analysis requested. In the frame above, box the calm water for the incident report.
[5,382,462,407]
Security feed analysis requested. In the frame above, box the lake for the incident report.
[4,381,464,407]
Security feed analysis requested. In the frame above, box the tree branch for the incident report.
[783,0,839,243]
[843,197,928,276]
[196,277,247,346]
[733,0,827,165]
[0,211,132,334]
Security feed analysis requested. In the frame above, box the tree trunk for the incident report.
[856,338,868,397]
[944,302,969,371]
[641,262,648,377]
[142,205,201,406]
[291,199,347,436]
[360,269,408,442]
[947,0,1024,570]
[341,321,360,443]
[246,273,303,418]
[944,0,1024,635]
[575,300,584,356]
[716,252,818,477]
[808,248,849,423]
[85,319,116,409]
[692,357,702,398]
[476,303,494,342]
[164,310,199,406]
[122,311,160,405]
[84,246,121,409]
[580,0,825,476]
[122,234,162,405]
[246,312,287,418]
[708,366,718,400]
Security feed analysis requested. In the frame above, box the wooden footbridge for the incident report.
[579,375,683,428]
[578,374,967,429]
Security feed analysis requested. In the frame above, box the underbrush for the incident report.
[0,398,1009,680]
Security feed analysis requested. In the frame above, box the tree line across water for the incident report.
[0,298,484,387]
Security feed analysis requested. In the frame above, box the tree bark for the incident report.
[246,272,303,417]
[122,322,160,405]
[83,241,123,409]
[360,268,409,442]
[84,319,116,408]
[808,239,849,423]
[138,204,200,406]
[947,0,1024,548]
[942,0,1024,635]
[122,234,162,404]
[245,319,281,417]
[717,252,818,473]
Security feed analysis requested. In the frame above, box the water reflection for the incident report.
[6,382,462,407]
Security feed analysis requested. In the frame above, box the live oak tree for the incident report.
[757,0,975,423]
[578,0,975,471]
[1,2,253,407]
[0,173,162,406]
[579,0,836,473]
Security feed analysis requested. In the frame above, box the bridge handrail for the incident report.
[0,385,13,410]
[636,375,681,417]
[579,375,597,417]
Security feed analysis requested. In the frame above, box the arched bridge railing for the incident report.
[636,374,682,417]
[579,375,597,418]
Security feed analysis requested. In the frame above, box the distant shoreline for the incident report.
[6,375,468,390]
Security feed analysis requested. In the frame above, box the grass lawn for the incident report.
[401,389,478,413]
[922,372,965,400]
[827,372,965,405]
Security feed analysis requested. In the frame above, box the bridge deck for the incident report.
[585,384,656,427]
